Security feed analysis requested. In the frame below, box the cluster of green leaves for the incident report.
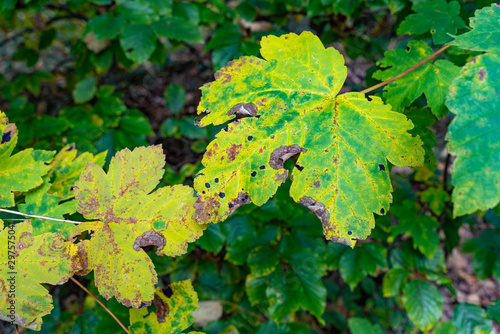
[1,0,500,334]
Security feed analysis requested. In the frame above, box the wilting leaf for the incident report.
[445,53,500,216]
[128,280,199,334]
[397,0,465,44]
[0,112,54,208]
[71,145,206,308]
[0,220,80,330]
[373,40,460,118]
[194,32,424,246]
[449,4,500,53]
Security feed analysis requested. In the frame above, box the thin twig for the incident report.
[0,208,82,225]
[219,300,262,320]
[70,277,131,334]
[360,44,452,95]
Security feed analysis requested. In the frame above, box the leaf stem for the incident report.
[70,277,131,334]
[0,208,82,224]
[360,44,451,95]
[219,300,262,320]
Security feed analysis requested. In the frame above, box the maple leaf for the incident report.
[47,144,107,201]
[373,40,460,118]
[0,112,54,207]
[397,0,465,44]
[71,145,206,308]
[449,3,500,53]
[445,53,500,216]
[128,280,199,334]
[194,31,424,246]
[18,179,77,237]
[0,220,81,330]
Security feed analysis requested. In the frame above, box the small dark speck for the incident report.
[44,162,50,166]
[380,208,385,214]
[205,183,211,188]
[1,131,11,144]
[348,231,352,235]
[202,191,205,194]
[215,178,219,183]
[244,195,249,200]
[223,126,228,132]
[70,186,75,191]
[378,164,385,171]
[251,171,257,177]
[259,165,265,170]
[248,136,253,141]
[229,203,234,208]
[219,192,225,198]
[163,286,173,298]
[139,302,148,308]
[256,115,261,118]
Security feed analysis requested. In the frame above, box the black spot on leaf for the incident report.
[1,131,12,144]
[260,165,265,169]
[378,164,385,171]
[219,192,225,198]
[229,203,234,208]
[248,136,253,141]
[215,178,219,183]
[348,231,352,235]
[205,183,211,188]
[380,208,385,214]
[163,286,173,298]
[251,171,257,177]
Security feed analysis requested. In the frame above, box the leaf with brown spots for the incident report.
[0,220,81,330]
[194,32,424,246]
[128,280,199,333]
[0,112,55,208]
[71,146,207,308]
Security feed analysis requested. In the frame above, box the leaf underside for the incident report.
[72,145,207,308]
[194,31,424,246]
[445,53,500,216]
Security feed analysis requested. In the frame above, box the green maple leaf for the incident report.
[373,40,460,118]
[47,144,106,201]
[0,112,54,208]
[0,220,81,330]
[71,145,206,308]
[194,31,424,246]
[446,53,500,217]
[18,179,77,237]
[128,280,199,334]
[397,0,465,44]
[449,4,500,53]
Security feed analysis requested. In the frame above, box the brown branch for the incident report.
[360,44,452,95]
[70,277,131,334]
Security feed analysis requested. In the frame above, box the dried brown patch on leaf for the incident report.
[153,289,170,323]
[228,192,252,215]
[227,102,258,118]
[226,144,242,162]
[194,196,221,223]
[329,236,351,246]
[1,123,17,144]
[269,145,307,169]
[133,230,167,254]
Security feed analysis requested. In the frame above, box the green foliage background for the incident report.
[1,0,500,333]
